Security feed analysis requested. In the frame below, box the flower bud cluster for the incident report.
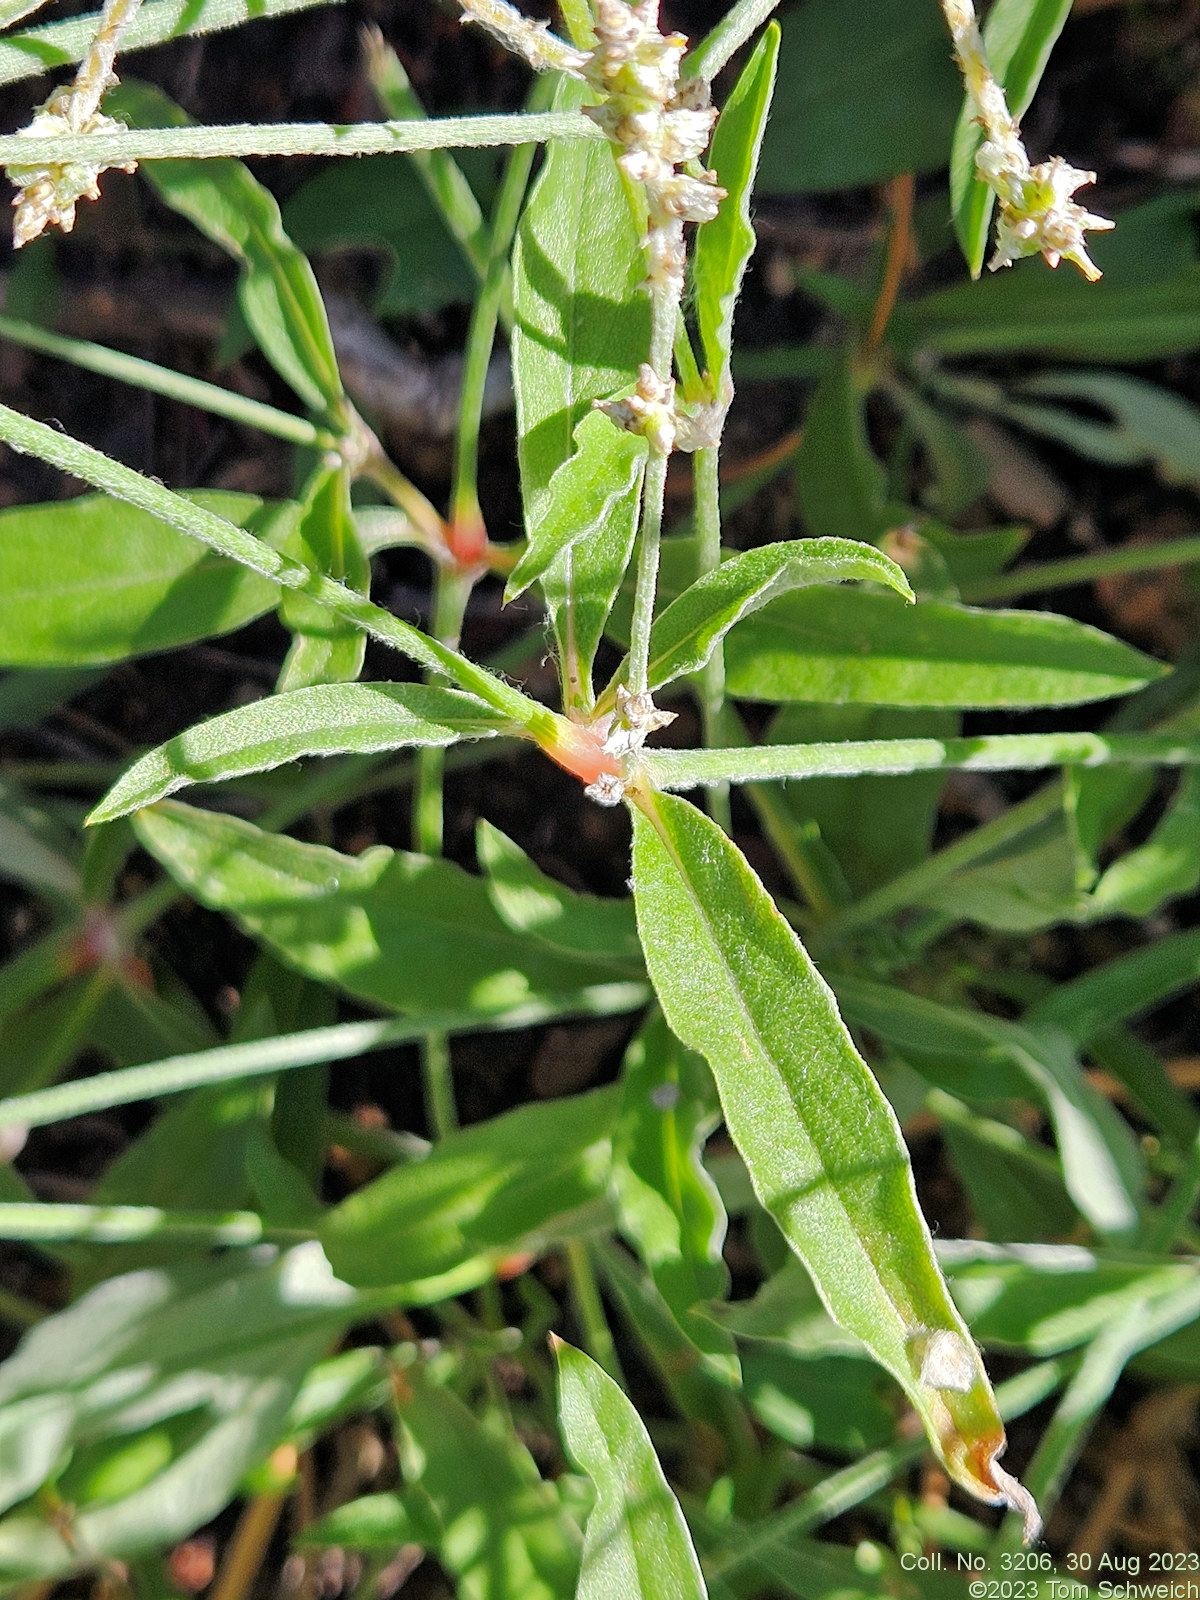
[583,685,677,805]
[7,0,143,247]
[582,0,724,304]
[941,0,1113,281]
[9,93,135,249]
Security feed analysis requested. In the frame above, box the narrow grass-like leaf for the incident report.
[134,802,626,1015]
[91,684,511,824]
[0,492,295,667]
[319,1088,617,1295]
[0,315,326,446]
[640,730,1200,791]
[692,23,779,385]
[109,81,346,424]
[609,538,912,703]
[630,790,1038,1534]
[950,0,1073,277]
[506,410,648,601]
[1028,927,1200,1046]
[554,1337,709,1600]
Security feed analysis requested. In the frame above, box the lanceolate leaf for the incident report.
[319,1088,617,1295]
[722,586,1165,707]
[693,23,780,385]
[615,537,912,700]
[110,81,347,424]
[133,802,624,1016]
[554,1338,709,1600]
[90,684,513,823]
[630,789,1038,1534]
[0,493,297,667]
[277,465,371,690]
[506,410,648,602]
[611,1013,737,1384]
[393,1366,581,1600]
[512,76,648,707]
[477,820,643,971]
[512,78,648,518]
[1089,768,1200,918]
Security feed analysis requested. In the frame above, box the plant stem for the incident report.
[694,445,732,831]
[0,0,330,87]
[0,401,545,725]
[643,731,1200,792]
[0,315,330,447]
[565,1238,623,1383]
[0,1202,312,1246]
[961,535,1200,604]
[0,983,651,1131]
[414,567,473,1139]
[627,292,682,698]
[863,173,914,353]
[0,111,603,166]
[450,110,540,534]
[684,0,781,83]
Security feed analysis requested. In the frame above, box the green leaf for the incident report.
[795,360,890,541]
[630,790,1035,1530]
[512,78,649,707]
[477,820,643,970]
[0,776,81,900]
[0,1245,354,1580]
[90,683,512,823]
[277,465,370,690]
[611,1013,737,1385]
[543,513,642,719]
[741,1344,895,1454]
[950,0,1073,277]
[693,23,779,385]
[505,408,648,602]
[300,1493,422,1551]
[554,1337,708,1600]
[282,155,479,318]
[133,802,628,1016]
[318,1087,617,1294]
[0,492,295,667]
[942,1240,1197,1358]
[109,82,346,424]
[1027,926,1200,1047]
[769,704,956,895]
[833,976,1142,1238]
[512,77,648,518]
[394,1363,581,1600]
[722,586,1166,707]
[1001,370,1200,485]
[755,0,962,194]
[633,538,913,697]
[1089,768,1200,918]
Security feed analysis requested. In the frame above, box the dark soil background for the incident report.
[2,0,1200,1587]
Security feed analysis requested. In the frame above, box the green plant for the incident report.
[0,0,1197,1594]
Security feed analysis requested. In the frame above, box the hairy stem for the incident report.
[0,111,604,165]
